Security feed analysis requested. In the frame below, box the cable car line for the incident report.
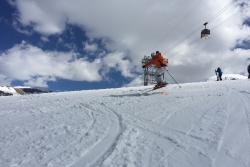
[162,0,242,57]
[168,37,200,59]
[146,0,204,54]
[211,3,250,31]
[206,0,237,23]
[168,3,250,59]
[162,25,203,55]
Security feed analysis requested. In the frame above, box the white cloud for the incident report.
[0,41,102,86]
[12,20,33,35]
[23,76,55,87]
[6,0,250,84]
[123,75,144,87]
[41,36,49,42]
[15,0,66,35]
[0,41,135,87]
[83,42,98,52]
[0,74,12,86]
[64,43,77,51]
[102,52,136,78]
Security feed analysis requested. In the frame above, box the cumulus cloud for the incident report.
[4,0,250,86]
[0,41,135,86]
[0,41,101,86]
[102,52,136,78]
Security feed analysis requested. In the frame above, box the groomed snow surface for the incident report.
[1,79,250,167]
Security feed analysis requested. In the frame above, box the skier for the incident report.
[248,64,250,79]
[215,67,223,81]
[142,51,168,88]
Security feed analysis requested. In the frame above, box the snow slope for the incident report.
[0,79,250,167]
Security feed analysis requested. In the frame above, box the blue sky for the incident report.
[0,0,250,92]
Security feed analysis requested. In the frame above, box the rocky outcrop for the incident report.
[14,88,26,95]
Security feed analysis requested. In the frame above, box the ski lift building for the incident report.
[141,55,166,86]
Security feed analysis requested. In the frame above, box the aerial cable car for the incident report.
[201,22,210,40]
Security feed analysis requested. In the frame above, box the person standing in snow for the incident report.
[215,67,223,81]
[142,51,168,88]
[248,64,250,79]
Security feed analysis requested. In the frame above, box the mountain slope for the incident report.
[0,86,52,96]
[0,79,249,167]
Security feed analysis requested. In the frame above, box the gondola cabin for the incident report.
[201,22,210,40]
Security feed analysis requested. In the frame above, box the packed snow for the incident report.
[0,78,250,167]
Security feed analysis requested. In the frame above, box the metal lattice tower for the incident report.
[141,55,157,86]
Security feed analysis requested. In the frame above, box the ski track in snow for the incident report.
[0,80,250,167]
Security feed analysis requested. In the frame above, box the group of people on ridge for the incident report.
[216,65,250,80]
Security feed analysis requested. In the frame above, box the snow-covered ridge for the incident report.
[0,85,20,96]
[0,85,52,96]
[1,74,248,96]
